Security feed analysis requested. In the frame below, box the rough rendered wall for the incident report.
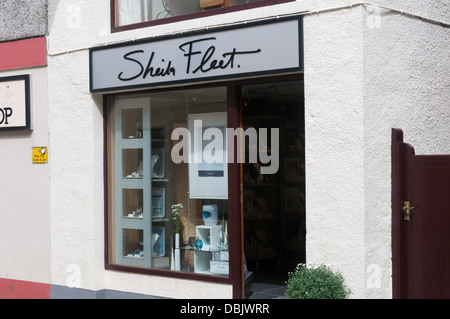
[304,6,366,298]
[305,1,449,299]
[363,2,450,299]
[0,0,48,42]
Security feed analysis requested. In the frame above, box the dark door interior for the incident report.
[242,79,306,292]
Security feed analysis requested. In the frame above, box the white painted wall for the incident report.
[47,48,105,292]
[362,2,450,299]
[304,5,366,298]
[46,0,449,299]
[0,67,50,285]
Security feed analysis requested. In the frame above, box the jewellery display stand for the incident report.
[114,97,171,269]
[115,98,152,267]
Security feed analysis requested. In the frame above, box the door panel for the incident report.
[410,163,450,298]
[392,129,450,299]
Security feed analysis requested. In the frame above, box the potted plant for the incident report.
[286,263,351,299]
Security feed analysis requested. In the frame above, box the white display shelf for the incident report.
[193,225,228,275]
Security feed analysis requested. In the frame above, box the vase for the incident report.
[170,249,175,270]
[174,233,181,271]
[202,204,218,226]
[194,238,203,250]
[222,221,228,247]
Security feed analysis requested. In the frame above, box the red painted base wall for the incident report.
[0,278,50,299]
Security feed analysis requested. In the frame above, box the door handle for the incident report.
[402,201,415,221]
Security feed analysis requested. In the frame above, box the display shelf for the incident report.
[121,108,143,139]
[152,256,170,269]
[114,97,172,268]
[124,215,144,220]
[152,188,165,218]
[196,225,222,249]
[193,248,229,275]
[189,225,229,275]
[152,178,170,182]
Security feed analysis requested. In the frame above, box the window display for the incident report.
[106,87,229,277]
[114,0,266,27]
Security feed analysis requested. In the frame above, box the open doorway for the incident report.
[241,78,305,298]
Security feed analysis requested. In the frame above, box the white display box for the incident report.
[196,225,222,250]
[194,250,211,274]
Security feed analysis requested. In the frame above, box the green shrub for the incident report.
[286,263,351,299]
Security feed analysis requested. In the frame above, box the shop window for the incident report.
[106,87,230,278]
[112,0,293,29]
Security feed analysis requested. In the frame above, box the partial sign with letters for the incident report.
[0,75,31,131]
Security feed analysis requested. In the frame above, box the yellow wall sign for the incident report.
[32,147,47,164]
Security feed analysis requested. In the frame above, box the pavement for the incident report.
[247,281,288,299]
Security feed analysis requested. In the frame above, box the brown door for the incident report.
[392,128,450,299]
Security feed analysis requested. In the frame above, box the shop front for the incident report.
[2,0,448,300]
[90,16,305,298]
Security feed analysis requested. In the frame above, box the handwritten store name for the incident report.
[117,37,262,81]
